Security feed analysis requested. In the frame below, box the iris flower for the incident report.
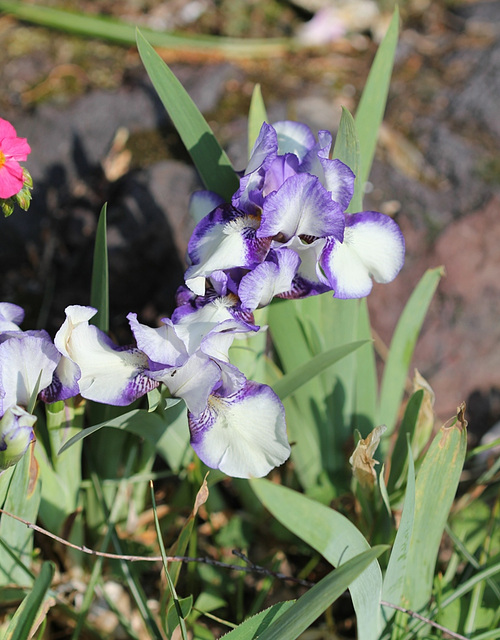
[186,120,404,303]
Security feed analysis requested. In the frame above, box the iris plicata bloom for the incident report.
[0,118,31,199]
[187,120,404,303]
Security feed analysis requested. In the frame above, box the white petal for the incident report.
[189,381,291,478]
[189,190,225,224]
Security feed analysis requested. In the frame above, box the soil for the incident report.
[1,0,500,441]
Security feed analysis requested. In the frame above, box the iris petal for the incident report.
[188,380,290,478]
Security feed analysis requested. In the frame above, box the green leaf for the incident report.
[272,339,368,401]
[354,299,378,433]
[332,106,362,213]
[403,412,467,611]
[136,29,239,200]
[0,1,288,58]
[90,203,109,332]
[382,440,416,621]
[378,266,444,437]
[258,547,388,640]
[354,6,399,191]
[5,561,55,640]
[251,479,384,640]
[386,390,423,494]
[0,451,41,586]
[248,84,268,158]
[221,601,295,640]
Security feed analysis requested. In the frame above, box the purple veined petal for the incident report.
[320,211,405,299]
[320,158,355,211]
[258,173,345,242]
[128,313,188,368]
[40,355,81,403]
[55,306,158,405]
[0,331,60,414]
[185,204,272,295]
[0,302,24,332]
[238,248,301,310]
[151,351,222,417]
[276,236,331,299]
[273,121,316,162]
[261,153,300,197]
[188,380,291,478]
[189,190,226,224]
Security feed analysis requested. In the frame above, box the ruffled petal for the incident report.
[0,331,60,414]
[320,211,405,298]
[185,205,271,294]
[259,173,345,241]
[55,306,157,406]
[0,302,24,331]
[273,121,316,162]
[189,190,225,224]
[128,313,187,368]
[320,158,355,210]
[238,248,301,310]
[188,380,290,478]
[277,236,331,299]
[0,161,24,198]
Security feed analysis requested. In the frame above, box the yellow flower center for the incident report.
[0,150,5,169]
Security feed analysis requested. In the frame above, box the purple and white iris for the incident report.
[186,121,404,305]
[0,304,60,470]
[0,119,405,479]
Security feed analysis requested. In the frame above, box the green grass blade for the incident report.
[90,203,109,332]
[221,601,295,640]
[332,106,362,214]
[272,340,368,401]
[251,479,384,640]
[0,1,289,58]
[354,300,378,433]
[403,412,467,611]
[258,546,388,640]
[386,390,423,494]
[382,440,416,621]
[5,561,55,640]
[248,84,268,158]
[378,266,444,437]
[354,7,399,191]
[0,450,41,586]
[136,30,239,200]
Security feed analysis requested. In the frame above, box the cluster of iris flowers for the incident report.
[0,120,405,478]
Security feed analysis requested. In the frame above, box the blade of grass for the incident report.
[258,546,389,640]
[150,481,189,640]
[251,479,384,640]
[272,339,368,401]
[5,561,55,640]
[403,408,467,612]
[136,30,239,200]
[90,203,109,332]
[354,7,399,192]
[378,266,444,438]
[0,1,289,58]
[248,84,268,158]
[382,439,416,622]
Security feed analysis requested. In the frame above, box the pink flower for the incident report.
[0,118,31,199]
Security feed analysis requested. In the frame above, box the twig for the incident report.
[0,508,473,639]
[380,600,470,640]
[0,508,309,587]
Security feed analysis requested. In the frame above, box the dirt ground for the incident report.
[1,0,500,441]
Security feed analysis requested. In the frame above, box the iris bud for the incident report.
[0,405,36,471]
